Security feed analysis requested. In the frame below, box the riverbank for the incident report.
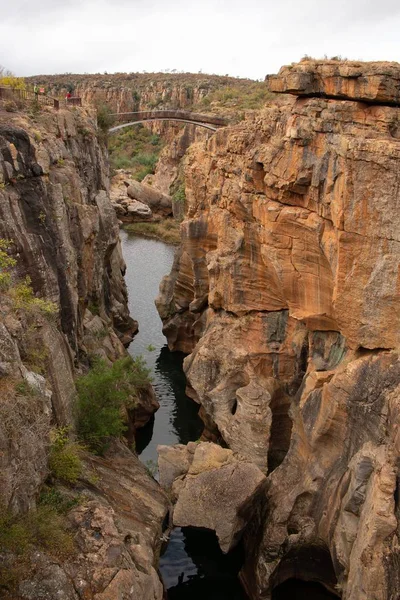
[123,219,181,245]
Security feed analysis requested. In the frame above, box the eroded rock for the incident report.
[156,60,400,598]
[158,442,266,553]
[266,59,400,105]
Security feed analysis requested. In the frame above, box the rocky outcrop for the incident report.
[156,61,400,598]
[0,105,165,599]
[126,180,172,217]
[266,59,400,105]
[144,123,208,200]
[110,171,153,221]
[0,109,137,353]
[158,441,266,553]
[17,440,169,600]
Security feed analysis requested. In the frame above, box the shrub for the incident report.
[0,67,26,90]
[76,356,152,453]
[4,101,17,112]
[96,102,115,133]
[0,239,17,290]
[124,220,181,244]
[39,486,80,514]
[10,276,58,316]
[173,184,186,204]
[136,165,154,181]
[49,428,83,484]
[0,506,74,558]
[108,124,164,179]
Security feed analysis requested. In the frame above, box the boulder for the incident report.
[126,199,152,218]
[158,442,266,553]
[126,180,172,217]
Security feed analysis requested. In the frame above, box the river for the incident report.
[120,230,248,600]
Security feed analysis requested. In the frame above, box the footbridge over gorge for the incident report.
[109,110,228,133]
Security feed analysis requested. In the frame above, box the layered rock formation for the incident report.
[266,59,400,105]
[156,61,400,599]
[0,105,166,599]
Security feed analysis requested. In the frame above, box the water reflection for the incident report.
[156,346,203,444]
[162,527,248,600]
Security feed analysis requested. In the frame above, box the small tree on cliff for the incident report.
[95,102,115,144]
[75,356,152,454]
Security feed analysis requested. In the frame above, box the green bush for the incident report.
[39,486,80,514]
[0,239,17,290]
[10,276,58,316]
[76,356,152,453]
[49,427,83,484]
[96,102,115,132]
[108,124,164,179]
[173,184,186,204]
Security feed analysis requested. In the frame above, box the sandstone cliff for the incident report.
[156,60,400,599]
[0,104,167,599]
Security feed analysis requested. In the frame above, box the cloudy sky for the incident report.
[1,0,399,79]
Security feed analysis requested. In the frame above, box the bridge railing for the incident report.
[66,97,82,107]
[0,86,60,109]
[0,87,83,110]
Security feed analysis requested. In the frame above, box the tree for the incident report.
[0,65,26,90]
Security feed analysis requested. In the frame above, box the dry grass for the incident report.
[124,219,181,244]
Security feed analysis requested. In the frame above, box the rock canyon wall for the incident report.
[156,60,400,599]
[0,105,167,599]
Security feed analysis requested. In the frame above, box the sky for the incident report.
[1,0,400,80]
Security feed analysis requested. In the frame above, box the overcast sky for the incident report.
[1,0,399,79]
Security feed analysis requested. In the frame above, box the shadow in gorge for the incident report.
[270,545,340,600]
[164,527,249,600]
[135,345,204,456]
[272,579,340,599]
[155,345,204,443]
[135,414,154,455]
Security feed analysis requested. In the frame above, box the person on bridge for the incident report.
[65,91,72,104]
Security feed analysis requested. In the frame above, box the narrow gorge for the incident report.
[0,59,399,600]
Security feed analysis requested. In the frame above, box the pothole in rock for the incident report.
[272,579,340,599]
[270,544,340,600]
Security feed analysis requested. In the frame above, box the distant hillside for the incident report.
[25,72,272,115]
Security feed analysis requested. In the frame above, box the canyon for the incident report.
[0,58,399,600]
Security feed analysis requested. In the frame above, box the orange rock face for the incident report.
[266,59,400,105]
[156,62,400,598]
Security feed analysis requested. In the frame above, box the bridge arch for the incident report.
[109,118,219,133]
[108,110,227,133]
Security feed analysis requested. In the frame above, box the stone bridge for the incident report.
[109,110,227,133]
